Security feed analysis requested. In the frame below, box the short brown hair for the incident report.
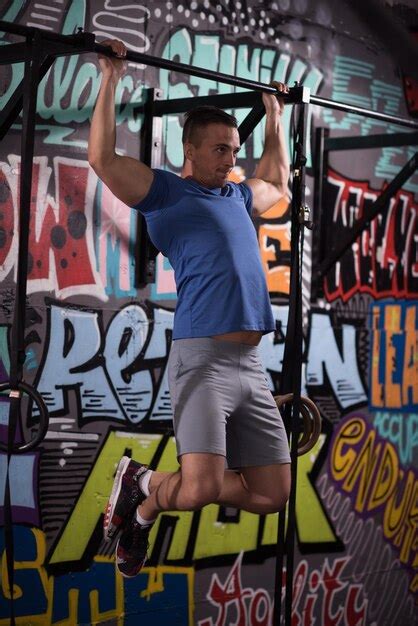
[182,106,238,146]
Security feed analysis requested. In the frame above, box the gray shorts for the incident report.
[168,337,291,468]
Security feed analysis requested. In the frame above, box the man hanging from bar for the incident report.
[88,39,291,578]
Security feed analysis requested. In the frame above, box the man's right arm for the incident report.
[88,39,153,207]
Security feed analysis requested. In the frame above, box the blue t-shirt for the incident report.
[132,169,275,340]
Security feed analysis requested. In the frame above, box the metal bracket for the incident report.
[299,205,313,229]
[136,88,164,288]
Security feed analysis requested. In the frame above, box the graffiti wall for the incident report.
[0,0,417,624]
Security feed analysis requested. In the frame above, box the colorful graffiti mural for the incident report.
[196,552,369,626]
[323,171,418,302]
[1,0,417,624]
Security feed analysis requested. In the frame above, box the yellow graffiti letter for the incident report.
[331,417,366,482]
[367,442,399,511]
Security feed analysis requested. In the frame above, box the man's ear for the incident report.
[184,142,195,161]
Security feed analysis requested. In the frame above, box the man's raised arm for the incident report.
[88,39,154,207]
[246,82,290,216]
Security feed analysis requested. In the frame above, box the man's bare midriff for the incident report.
[212,330,263,345]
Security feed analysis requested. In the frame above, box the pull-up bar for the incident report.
[0,20,307,100]
[1,20,417,130]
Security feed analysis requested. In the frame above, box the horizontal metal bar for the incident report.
[318,152,418,276]
[0,20,95,49]
[0,21,302,98]
[311,94,418,130]
[0,20,307,101]
[0,19,54,39]
[152,86,307,116]
[0,20,416,129]
[0,38,95,65]
[0,54,54,141]
[324,130,418,151]
[0,41,27,64]
[95,42,308,100]
[153,91,260,115]
[0,20,302,101]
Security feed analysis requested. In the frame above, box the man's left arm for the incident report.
[245,84,290,216]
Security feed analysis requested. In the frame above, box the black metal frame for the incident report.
[0,18,417,626]
[135,85,309,285]
[273,101,310,625]
[312,128,418,299]
[136,88,164,287]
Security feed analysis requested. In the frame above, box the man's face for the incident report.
[184,123,241,188]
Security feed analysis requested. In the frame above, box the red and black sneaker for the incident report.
[103,456,149,542]
[116,518,153,578]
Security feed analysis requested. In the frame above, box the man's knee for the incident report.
[180,478,222,510]
[247,463,291,514]
[260,490,290,515]
[251,468,290,515]
[267,467,291,512]
[178,452,225,511]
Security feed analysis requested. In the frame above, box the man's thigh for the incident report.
[180,452,226,488]
[226,348,291,468]
[168,338,239,458]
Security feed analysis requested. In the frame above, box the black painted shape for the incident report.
[217,506,240,524]
[318,152,418,278]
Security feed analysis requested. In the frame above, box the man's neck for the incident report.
[181,160,193,179]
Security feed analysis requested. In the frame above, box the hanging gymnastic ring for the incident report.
[275,393,321,456]
[298,396,322,456]
[0,381,49,453]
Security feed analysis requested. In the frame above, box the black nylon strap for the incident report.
[4,443,15,626]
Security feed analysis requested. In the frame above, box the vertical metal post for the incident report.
[311,127,329,301]
[10,34,42,388]
[135,87,163,288]
[273,101,309,625]
[5,30,42,626]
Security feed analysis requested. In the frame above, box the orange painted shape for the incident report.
[371,306,384,408]
[403,306,418,406]
[258,223,290,294]
[384,305,402,408]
